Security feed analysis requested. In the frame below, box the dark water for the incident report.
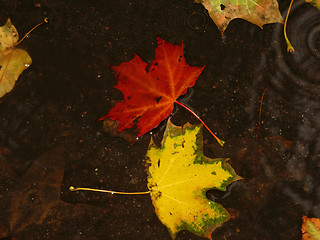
[0,0,319,239]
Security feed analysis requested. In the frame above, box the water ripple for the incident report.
[272,1,320,99]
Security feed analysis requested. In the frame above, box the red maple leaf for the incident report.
[99,37,205,137]
[99,38,224,146]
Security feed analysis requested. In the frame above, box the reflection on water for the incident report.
[253,0,320,218]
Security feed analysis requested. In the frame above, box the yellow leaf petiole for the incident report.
[69,186,150,195]
[15,18,49,46]
[284,0,295,53]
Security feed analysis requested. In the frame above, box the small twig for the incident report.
[256,88,268,140]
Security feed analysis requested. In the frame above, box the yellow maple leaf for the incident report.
[0,18,32,98]
[146,119,241,239]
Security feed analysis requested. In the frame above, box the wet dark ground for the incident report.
[0,0,319,239]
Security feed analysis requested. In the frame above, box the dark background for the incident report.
[0,0,319,239]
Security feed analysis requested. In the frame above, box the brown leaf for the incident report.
[0,146,101,239]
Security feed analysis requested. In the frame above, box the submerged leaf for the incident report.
[0,147,101,239]
[146,120,241,239]
[0,18,32,98]
[195,0,283,34]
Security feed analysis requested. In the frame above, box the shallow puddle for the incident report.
[0,0,319,239]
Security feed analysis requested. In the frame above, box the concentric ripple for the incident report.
[184,8,209,32]
[272,1,320,99]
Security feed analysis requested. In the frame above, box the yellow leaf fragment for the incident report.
[0,18,32,98]
[146,119,241,239]
[302,215,320,240]
[195,0,283,34]
[306,0,320,10]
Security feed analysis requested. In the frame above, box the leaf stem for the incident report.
[69,186,150,195]
[174,100,225,146]
[15,18,49,46]
[284,0,295,53]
